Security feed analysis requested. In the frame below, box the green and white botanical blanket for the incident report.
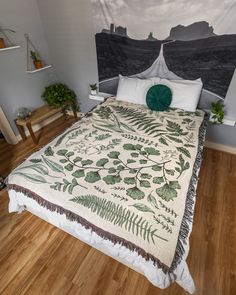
[8,98,206,271]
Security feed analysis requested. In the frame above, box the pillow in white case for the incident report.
[116,75,158,105]
[159,78,203,112]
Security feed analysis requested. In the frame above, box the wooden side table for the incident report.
[15,104,78,144]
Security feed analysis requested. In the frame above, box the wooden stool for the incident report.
[15,104,77,144]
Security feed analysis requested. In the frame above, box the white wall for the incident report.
[1,0,236,147]
[37,0,236,147]
[36,0,98,114]
[0,0,57,134]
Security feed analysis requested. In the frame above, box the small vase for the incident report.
[91,90,97,95]
[0,38,6,49]
[34,60,43,69]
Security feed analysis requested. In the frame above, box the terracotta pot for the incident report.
[0,38,6,49]
[33,60,43,69]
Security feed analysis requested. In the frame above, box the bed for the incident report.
[7,97,208,293]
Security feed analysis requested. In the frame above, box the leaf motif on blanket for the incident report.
[42,156,65,175]
[12,172,48,184]
[70,195,168,243]
[156,181,181,202]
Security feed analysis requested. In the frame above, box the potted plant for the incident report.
[210,100,225,124]
[90,83,98,95]
[30,50,42,69]
[0,37,5,49]
[41,83,79,116]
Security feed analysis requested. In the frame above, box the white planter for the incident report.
[91,90,97,95]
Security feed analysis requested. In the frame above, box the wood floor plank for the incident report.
[0,116,236,295]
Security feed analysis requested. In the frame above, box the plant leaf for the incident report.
[107,151,120,159]
[177,147,191,158]
[159,137,168,146]
[144,147,160,155]
[56,149,68,156]
[96,158,109,167]
[103,175,122,185]
[81,159,93,166]
[140,180,151,188]
[169,181,181,189]
[152,165,162,171]
[123,144,136,150]
[126,187,145,200]
[72,169,85,178]
[42,156,64,174]
[156,184,178,201]
[108,167,117,174]
[131,204,154,214]
[13,172,47,184]
[147,194,159,209]
[85,171,101,183]
[65,164,74,171]
[153,176,164,184]
[140,173,152,179]
[29,158,42,163]
[74,156,82,163]
[124,177,136,185]
[44,146,54,156]
[165,169,175,176]
[127,159,136,164]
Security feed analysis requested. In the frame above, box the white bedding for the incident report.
[7,99,208,294]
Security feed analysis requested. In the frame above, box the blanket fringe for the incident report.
[170,113,209,272]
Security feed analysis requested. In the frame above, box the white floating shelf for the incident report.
[26,65,52,74]
[89,92,111,102]
[209,113,235,126]
[0,45,21,52]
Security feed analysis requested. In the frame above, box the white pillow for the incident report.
[116,75,158,105]
[157,78,203,112]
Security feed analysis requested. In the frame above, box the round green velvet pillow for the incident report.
[146,84,172,111]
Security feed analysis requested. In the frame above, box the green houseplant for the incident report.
[210,100,225,124]
[41,83,79,116]
[90,83,98,95]
[30,50,42,69]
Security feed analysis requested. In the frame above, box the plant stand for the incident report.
[0,27,20,51]
[15,104,78,145]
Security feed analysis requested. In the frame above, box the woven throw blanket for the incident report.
[7,98,207,272]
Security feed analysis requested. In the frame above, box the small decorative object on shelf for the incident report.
[25,33,52,73]
[210,100,225,124]
[41,83,80,116]
[0,27,20,51]
[89,83,98,95]
[16,107,32,120]
[30,50,42,70]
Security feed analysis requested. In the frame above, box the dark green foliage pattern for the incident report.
[70,195,168,243]
[12,99,204,245]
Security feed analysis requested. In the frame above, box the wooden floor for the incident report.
[0,116,235,295]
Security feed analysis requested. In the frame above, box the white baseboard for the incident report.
[205,141,236,155]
